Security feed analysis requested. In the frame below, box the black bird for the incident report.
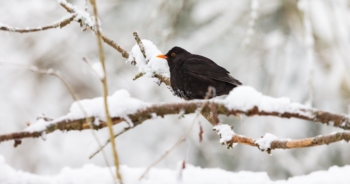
[157,47,242,100]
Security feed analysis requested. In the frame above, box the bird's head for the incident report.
[157,47,191,66]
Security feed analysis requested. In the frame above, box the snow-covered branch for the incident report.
[1,87,349,147]
[57,0,130,59]
[56,1,169,85]
[0,14,76,33]
[214,124,350,153]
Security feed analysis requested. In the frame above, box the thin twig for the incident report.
[82,57,103,81]
[133,72,145,81]
[131,32,146,79]
[133,31,147,61]
[198,121,204,143]
[89,126,131,159]
[138,87,214,180]
[0,15,76,33]
[209,103,219,126]
[89,0,122,182]
[101,34,130,59]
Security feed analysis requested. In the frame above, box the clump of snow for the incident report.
[224,86,263,111]
[65,89,149,121]
[57,0,95,28]
[74,10,95,28]
[91,62,104,79]
[224,86,311,117]
[24,89,149,133]
[213,124,235,143]
[126,39,170,78]
[24,119,48,133]
[255,133,278,151]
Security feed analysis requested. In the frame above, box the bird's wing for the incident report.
[184,56,242,86]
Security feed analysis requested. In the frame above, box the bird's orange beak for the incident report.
[157,54,167,59]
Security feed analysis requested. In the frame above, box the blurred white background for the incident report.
[1,0,350,180]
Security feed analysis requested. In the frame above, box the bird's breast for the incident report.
[169,64,193,99]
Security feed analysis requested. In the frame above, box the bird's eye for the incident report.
[171,53,176,57]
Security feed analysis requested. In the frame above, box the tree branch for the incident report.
[1,100,349,144]
[89,0,122,181]
[0,14,76,33]
[133,31,147,61]
[214,125,350,154]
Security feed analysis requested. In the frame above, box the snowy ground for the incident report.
[0,154,349,184]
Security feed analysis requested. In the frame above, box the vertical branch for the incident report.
[133,31,147,60]
[89,0,122,182]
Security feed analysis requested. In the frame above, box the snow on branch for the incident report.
[126,39,169,79]
[214,125,350,154]
[57,0,131,59]
[1,86,350,149]
[56,1,169,85]
[0,14,76,33]
[129,33,170,86]
[58,0,95,28]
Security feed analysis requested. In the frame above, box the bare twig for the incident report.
[0,15,76,33]
[133,72,145,80]
[133,31,147,61]
[89,0,122,182]
[131,32,149,81]
[198,121,204,143]
[100,34,130,59]
[89,126,132,159]
[82,57,103,81]
[209,103,219,126]
[138,87,213,180]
